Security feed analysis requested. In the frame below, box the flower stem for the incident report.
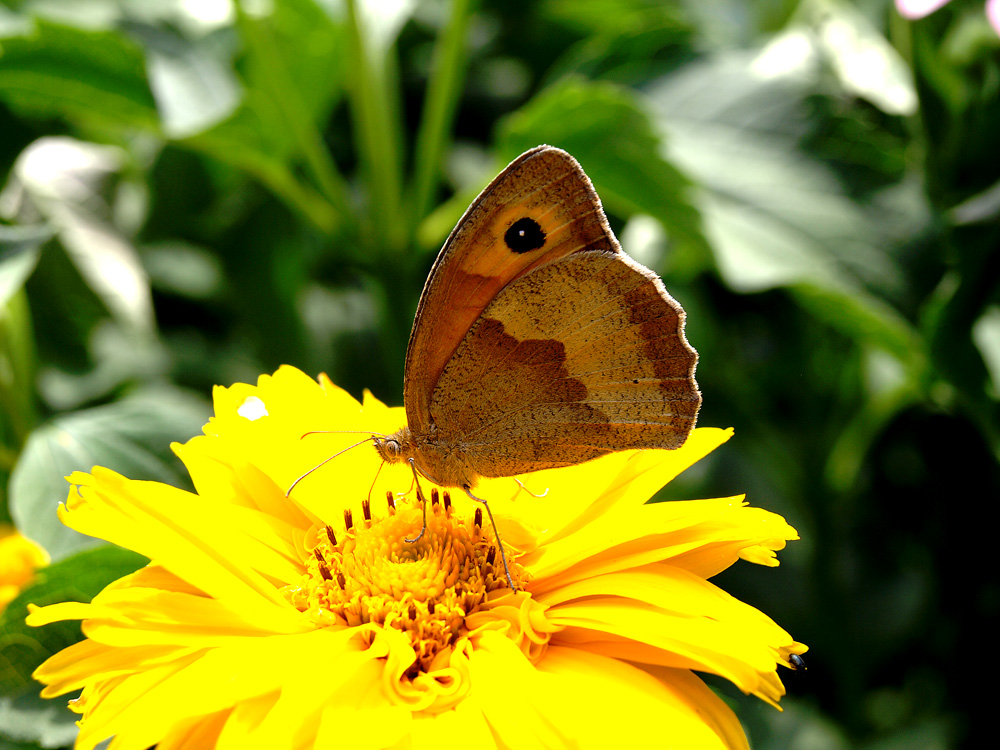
[409,0,473,235]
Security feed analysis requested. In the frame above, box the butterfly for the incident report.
[374,145,701,501]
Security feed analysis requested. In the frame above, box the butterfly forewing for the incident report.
[402,146,617,435]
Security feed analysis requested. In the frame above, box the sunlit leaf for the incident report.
[0,224,51,308]
[0,545,146,747]
[648,52,929,366]
[5,137,156,338]
[9,388,208,561]
[187,0,346,166]
[141,26,243,139]
[0,19,159,129]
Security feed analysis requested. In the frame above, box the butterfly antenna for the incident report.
[301,430,388,438]
[465,486,517,591]
[285,436,374,496]
[514,477,548,498]
[403,459,428,543]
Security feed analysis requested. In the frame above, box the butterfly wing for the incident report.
[427,247,700,478]
[402,146,620,436]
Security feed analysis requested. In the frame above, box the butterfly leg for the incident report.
[403,458,429,543]
[366,460,386,503]
[464,485,517,591]
[514,477,549,498]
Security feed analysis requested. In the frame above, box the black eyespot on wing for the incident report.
[504,217,546,253]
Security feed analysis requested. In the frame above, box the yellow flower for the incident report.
[28,366,805,749]
[1,524,48,613]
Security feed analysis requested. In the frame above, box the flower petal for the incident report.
[409,699,497,750]
[58,469,308,627]
[989,0,1000,34]
[28,366,804,748]
[208,367,411,518]
[895,0,952,19]
[538,646,749,749]
[468,631,572,747]
[539,564,799,703]
[525,495,797,589]
[156,710,230,750]
[1,525,48,611]
[32,637,187,699]
[481,428,734,547]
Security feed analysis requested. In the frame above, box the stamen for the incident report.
[386,491,395,511]
[286,484,531,687]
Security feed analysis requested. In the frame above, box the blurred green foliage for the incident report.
[1,0,998,747]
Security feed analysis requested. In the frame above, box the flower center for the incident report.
[284,489,521,674]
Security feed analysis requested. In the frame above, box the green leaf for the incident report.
[649,53,913,291]
[174,0,349,233]
[0,19,159,130]
[647,52,930,365]
[544,0,694,86]
[497,77,712,264]
[6,138,157,341]
[137,25,242,139]
[793,0,917,116]
[0,691,78,749]
[790,283,923,369]
[9,387,208,561]
[1,225,50,451]
[205,0,346,157]
[0,545,146,747]
[0,225,51,308]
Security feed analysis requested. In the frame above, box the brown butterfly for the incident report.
[374,145,701,499]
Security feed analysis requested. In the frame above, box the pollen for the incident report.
[283,489,520,674]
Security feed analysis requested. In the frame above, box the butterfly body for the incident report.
[380,146,700,493]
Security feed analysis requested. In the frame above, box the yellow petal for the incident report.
[207,366,411,518]
[468,631,571,747]
[538,646,748,749]
[526,495,797,590]
[59,469,308,628]
[544,570,793,705]
[28,367,805,748]
[410,699,497,750]
[156,709,230,749]
[1,525,48,611]
[479,428,735,544]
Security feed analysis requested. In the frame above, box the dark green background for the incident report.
[1,0,998,748]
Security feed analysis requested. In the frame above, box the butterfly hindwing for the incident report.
[427,248,700,478]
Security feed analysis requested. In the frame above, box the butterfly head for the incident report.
[373,428,411,466]
[374,426,484,491]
